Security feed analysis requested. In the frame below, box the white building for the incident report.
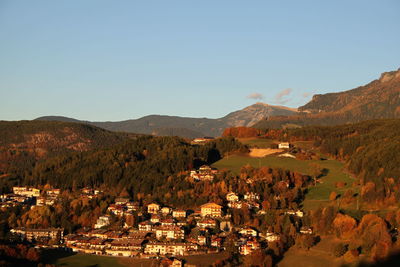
[285,209,304,218]
[239,227,258,237]
[13,187,40,197]
[144,242,198,256]
[161,207,171,215]
[115,197,130,205]
[138,221,153,232]
[264,232,280,242]
[244,192,260,201]
[278,142,290,149]
[147,203,160,214]
[300,227,313,235]
[154,225,184,240]
[94,216,111,229]
[172,210,186,218]
[226,192,239,202]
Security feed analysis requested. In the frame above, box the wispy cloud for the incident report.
[302,92,312,98]
[247,92,264,100]
[274,88,292,104]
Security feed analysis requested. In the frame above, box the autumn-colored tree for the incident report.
[296,234,318,250]
[329,191,338,201]
[335,181,346,188]
[332,213,357,238]
[361,182,377,204]
[225,233,239,254]
[268,240,285,258]
[26,247,40,262]
[222,127,260,138]
[119,187,130,197]
[293,172,306,187]
[343,249,359,263]
[264,129,285,140]
[342,189,355,205]
[332,242,348,257]
[393,210,400,229]
[310,206,337,235]
[261,200,271,210]
[243,249,273,267]
[20,206,53,228]
[371,240,390,262]
[354,214,391,253]
[125,214,137,227]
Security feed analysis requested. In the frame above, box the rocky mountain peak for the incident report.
[379,68,400,83]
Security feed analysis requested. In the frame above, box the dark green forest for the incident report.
[1,134,247,198]
[0,121,138,191]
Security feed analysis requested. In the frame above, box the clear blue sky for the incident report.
[1,0,399,121]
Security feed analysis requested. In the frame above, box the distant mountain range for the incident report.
[36,103,298,138]
[253,68,400,129]
[35,68,400,135]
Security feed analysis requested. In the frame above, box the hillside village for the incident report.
[1,1,400,265]
[1,157,314,265]
[2,120,400,267]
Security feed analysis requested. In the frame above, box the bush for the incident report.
[335,181,346,188]
[296,234,319,250]
[333,242,348,257]
[343,249,359,263]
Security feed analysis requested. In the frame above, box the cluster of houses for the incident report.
[64,229,148,257]
[0,186,42,208]
[189,165,218,182]
[59,195,312,259]
[37,188,61,206]
[1,186,62,209]
[63,202,224,257]
[0,186,105,209]
[81,188,102,199]
[11,227,64,243]
[226,191,261,209]
[106,197,140,218]
[4,174,313,261]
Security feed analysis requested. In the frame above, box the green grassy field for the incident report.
[118,257,158,267]
[278,236,344,267]
[181,252,229,267]
[122,252,228,267]
[43,250,125,267]
[304,160,357,211]
[212,153,357,211]
[213,155,313,174]
[43,250,226,267]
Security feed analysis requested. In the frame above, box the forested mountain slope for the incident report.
[286,119,400,196]
[0,121,131,181]
[22,136,247,204]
